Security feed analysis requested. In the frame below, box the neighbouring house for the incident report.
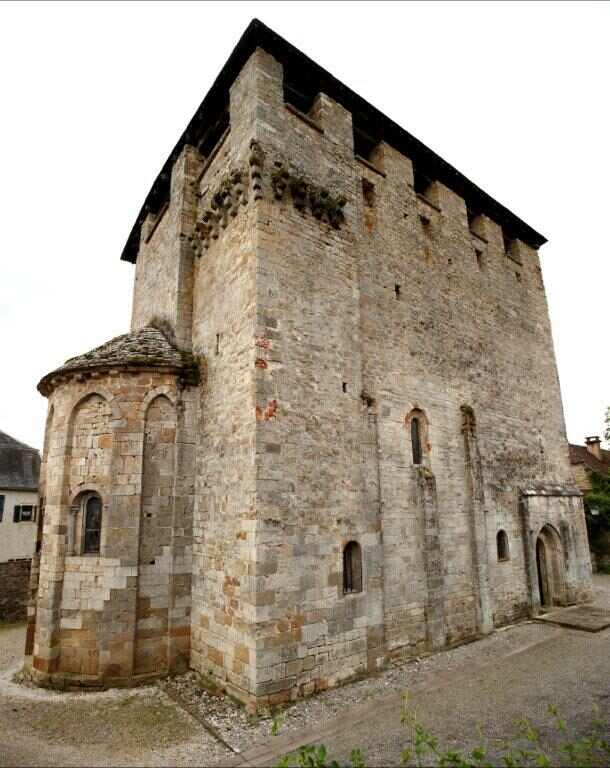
[569,436,610,492]
[569,436,610,571]
[0,430,40,621]
[27,19,592,707]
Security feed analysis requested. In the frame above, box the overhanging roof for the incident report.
[120,18,547,263]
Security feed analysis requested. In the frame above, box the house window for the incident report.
[343,541,363,594]
[83,495,102,554]
[497,530,510,562]
[0,495,4,522]
[13,505,37,523]
[411,417,422,465]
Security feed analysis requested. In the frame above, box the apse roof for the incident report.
[120,18,547,264]
[38,326,184,395]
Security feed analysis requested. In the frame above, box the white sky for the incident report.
[0,1,608,451]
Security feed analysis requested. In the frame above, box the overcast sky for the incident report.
[1,1,608,451]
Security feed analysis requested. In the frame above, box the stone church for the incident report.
[27,20,592,707]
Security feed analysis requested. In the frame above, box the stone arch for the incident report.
[42,403,54,464]
[496,529,509,562]
[67,386,121,424]
[134,393,177,675]
[405,407,429,466]
[535,524,566,608]
[139,386,177,422]
[67,486,106,556]
[65,393,113,503]
[343,541,363,594]
[39,403,55,516]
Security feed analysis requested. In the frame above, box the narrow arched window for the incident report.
[343,541,362,594]
[496,530,509,562]
[411,417,422,465]
[83,495,102,554]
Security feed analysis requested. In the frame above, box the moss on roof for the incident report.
[38,326,186,395]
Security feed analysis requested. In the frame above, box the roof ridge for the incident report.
[120,18,546,264]
[0,429,39,453]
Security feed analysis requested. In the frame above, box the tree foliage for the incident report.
[584,470,610,538]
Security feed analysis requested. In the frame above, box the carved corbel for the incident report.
[271,162,289,200]
[211,187,232,230]
[290,177,309,210]
[229,169,248,215]
[249,139,265,201]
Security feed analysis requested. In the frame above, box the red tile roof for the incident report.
[568,443,610,476]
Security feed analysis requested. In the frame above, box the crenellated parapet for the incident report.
[190,137,348,257]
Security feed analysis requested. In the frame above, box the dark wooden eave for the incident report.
[120,18,547,263]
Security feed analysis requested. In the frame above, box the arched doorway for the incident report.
[535,525,565,608]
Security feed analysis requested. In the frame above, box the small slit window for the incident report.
[83,495,102,554]
[497,530,509,562]
[343,541,362,594]
[362,178,375,208]
[411,417,422,465]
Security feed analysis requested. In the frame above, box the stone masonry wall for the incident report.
[188,60,260,698]
[0,558,31,622]
[32,44,592,703]
[248,53,377,701]
[190,48,593,706]
[32,368,195,686]
[131,148,203,351]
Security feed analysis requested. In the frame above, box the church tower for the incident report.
[29,20,592,707]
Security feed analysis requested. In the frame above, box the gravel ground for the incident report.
[159,620,558,756]
[0,575,608,767]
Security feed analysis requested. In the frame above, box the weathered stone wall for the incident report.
[187,48,593,706]
[0,558,31,622]
[521,491,592,609]
[134,394,177,675]
[188,60,260,698]
[31,368,195,686]
[31,43,593,704]
[131,148,203,351]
